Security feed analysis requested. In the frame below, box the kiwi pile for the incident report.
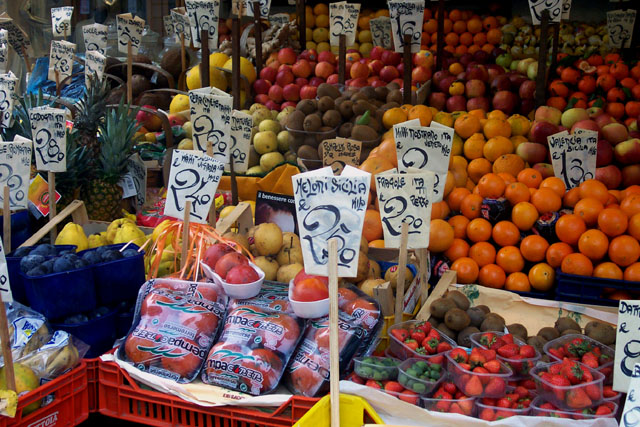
[427,290,617,355]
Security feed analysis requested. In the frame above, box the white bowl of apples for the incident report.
[200,243,264,299]
[288,270,330,319]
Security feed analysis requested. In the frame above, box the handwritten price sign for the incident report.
[0,29,7,74]
[375,169,434,249]
[548,130,597,189]
[82,23,108,55]
[48,40,76,83]
[614,300,640,393]
[116,13,145,55]
[189,86,233,161]
[330,2,360,47]
[607,10,636,49]
[51,6,73,37]
[321,138,361,175]
[293,166,370,277]
[227,110,252,173]
[85,50,106,87]
[0,13,34,58]
[527,0,563,24]
[388,0,424,53]
[0,138,32,209]
[185,0,221,49]
[164,150,225,222]
[370,17,392,49]
[29,107,67,172]
[0,237,12,303]
[0,71,17,128]
[241,0,272,17]
[163,16,174,37]
[269,13,290,26]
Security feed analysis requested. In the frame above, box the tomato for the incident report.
[343,298,380,331]
[262,313,302,353]
[160,339,204,377]
[249,348,283,391]
[194,283,219,302]
[124,334,157,366]
[291,277,329,302]
[294,270,329,286]
[337,287,359,308]
[288,354,325,396]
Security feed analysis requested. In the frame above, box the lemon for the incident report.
[209,52,229,68]
[222,57,257,85]
[312,28,328,43]
[315,14,329,28]
[186,66,202,90]
[170,94,190,113]
[358,30,372,43]
[317,42,330,52]
[210,67,228,91]
[306,41,317,50]
[219,205,236,219]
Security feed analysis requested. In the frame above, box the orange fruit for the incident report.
[467,218,492,243]
[563,187,581,208]
[579,179,609,205]
[483,136,514,162]
[486,28,502,44]
[628,213,640,240]
[428,219,455,253]
[492,221,521,246]
[528,263,555,291]
[362,209,383,242]
[448,215,470,239]
[511,202,539,231]
[492,154,525,177]
[467,18,482,34]
[555,214,587,245]
[463,133,486,159]
[517,168,542,189]
[447,188,471,212]
[578,229,609,261]
[539,177,566,198]
[408,105,433,127]
[478,264,506,289]
[382,107,408,129]
[469,242,496,267]
[477,173,506,198]
[561,253,594,276]
[496,246,525,274]
[497,173,516,185]
[573,198,604,226]
[520,235,549,262]
[368,239,385,248]
[621,194,640,217]
[451,257,480,284]
[360,157,394,189]
[624,263,640,282]
[375,139,398,167]
[461,194,483,219]
[608,235,640,267]
[505,272,531,292]
[483,119,511,138]
[593,262,623,280]
[505,182,530,205]
[483,16,498,30]
[467,158,493,184]
[546,242,573,268]
[531,188,562,214]
[445,238,470,262]
[597,208,628,237]
[431,201,451,220]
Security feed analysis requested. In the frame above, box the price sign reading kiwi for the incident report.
[48,40,76,83]
[0,71,17,128]
[0,13,34,59]
[227,110,252,173]
[51,6,73,37]
[116,13,145,55]
[28,106,67,172]
[388,0,424,53]
[0,237,12,303]
[370,17,392,49]
[164,150,225,223]
[548,130,596,190]
[188,86,233,162]
[0,139,32,210]
[293,166,370,277]
[375,169,434,249]
[185,0,220,49]
[82,23,108,55]
[171,8,192,44]
[0,29,7,74]
[321,138,361,175]
[394,123,453,202]
[85,50,106,87]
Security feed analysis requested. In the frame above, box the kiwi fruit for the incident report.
[426,317,439,328]
[352,100,373,116]
[343,88,356,98]
[130,74,151,97]
[296,99,316,115]
[317,126,337,142]
[555,317,581,334]
[350,92,368,102]
[334,96,346,106]
[444,308,471,331]
[584,321,599,337]
[480,313,506,332]
[561,329,582,336]
[444,290,470,311]
[476,305,491,314]
[338,100,354,119]
[318,96,335,113]
[586,323,616,345]
[380,102,401,112]
[429,297,457,319]
[366,117,382,133]
[467,307,486,327]
[387,82,400,90]
[537,327,560,341]
[527,336,547,353]
[286,110,305,131]
[457,326,480,347]
[351,124,378,142]
[322,110,341,128]
[297,145,320,160]
[317,83,341,99]
[386,89,403,104]
[436,323,457,340]
[374,86,389,101]
[338,122,354,138]
[303,114,322,132]
[507,323,528,341]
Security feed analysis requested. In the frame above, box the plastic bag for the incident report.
[0,302,50,366]
[201,305,304,395]
[227,281,293,313]
[18,330,88,382]
[337,285,383,357]
[134,278,227,313]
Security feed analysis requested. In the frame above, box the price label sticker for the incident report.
[528,0,562,24]
[171,8,192,44]
[562,0,572,20]
[293,166,371,277]
[28,106,67,172]
[227,110,252,174]
[185,0,221,49]
[370,16,392,49]
[0,237,12,303]
[82,23,108,55]
[330,2,360,47]
[375,169,434,249]
[548,130,596,189]
[188,86,233,162]
[0,138,32,210]
[607,9,636,49]
[118,173,137,199]
[85,50,106,87]
[321,138,361,175]
[388,0,424,53]
[51,6,74,38]
[164,150,225,223]
[0,13,34,58]
[116,13,145,55]
[48,40,76,83]
[0,71,17,128]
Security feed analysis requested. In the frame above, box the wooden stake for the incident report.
[298,0,306,50]
[207,142,217,227]
[417,247,429,307]
[394,222,409,325]
[21,46,32,73]
[535,10,550,109]
[338,35,346,85]
[435,0,445,71]
[403,34,412,105]
[200,29,210,88]
[253,2,263,74]
[127,41,133,103]
[181,201,191,268]
[232,17,241,109]
[328,238,340,427]
[55,70,61,97]
[180,33,187,78]
[2,187,10,253]
[48,172,57,242]
[0,291,16,393]
[549,23,560,79]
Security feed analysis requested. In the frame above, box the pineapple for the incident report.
[74,75,109,159]
[83,100,140,221]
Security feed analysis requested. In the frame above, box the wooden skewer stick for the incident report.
[180,33,187,78]
[402,34,412,105]
[200,29,210,88]
[127,41,133,103]
[328,238,340,427]
[21,46,32,73]
[394,222,409,325]
[253,1,263,74]
[48,172,57,242]
[3,187,10,253]
[338,35,346,85]
[181,201,192,268]
[207,142,217,227]
[55,70,61,97]
[417,247,429,306]
[0,291,16,393]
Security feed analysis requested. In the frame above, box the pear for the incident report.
[88,233,108,248]
[106,218,135,243]
[254,223,283,256]
[276,263,303,283]
[113,223,146,247]
[55,223,88,252]
[253,256,279,281]
[276,245,304,266]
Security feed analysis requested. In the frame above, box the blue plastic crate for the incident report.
[52,306,119,358]
[555,269,639,307]
[0,210,30,249]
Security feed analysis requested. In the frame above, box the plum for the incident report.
[82,251,102,265]
[94,246,109,254]
[53,257,75,273]
[26,266,47,277]
[41,259,55,274]
[74,258,88,269]
[122,249,139,258]
[20,254,46,273]
[64,314,89,324]
[30,244,56,256]
[58,249,75,256]
[101,250,123,262]
[11,247,31,257]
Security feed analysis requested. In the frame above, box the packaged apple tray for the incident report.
[8,243,145,357]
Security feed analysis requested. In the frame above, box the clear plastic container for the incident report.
[354,356,400,381]
[475,400,531,419]
[285,125,338,150]
[543,334,614,385]
[470,331,541,379]
[445,352,513,398]
[382,389,420,405]
[388,320,457,361]
[530,362,605,410]
[530,396,617,419]
[421,396,476,416]
[397,358,445,395]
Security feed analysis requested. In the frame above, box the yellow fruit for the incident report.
[186,66,202,90]
[305,27,312,41]
[209,52,229,68]
[0,364,40,415]
[106,218,135,243]
[221,57,257,85]
[312,27,329,43]
[219,205,236,219]
[313,4,329,15]
[317,42,330,52]
[113,223,146,247]
[55,223,88,252]
[315,14,329,28]
[358,30,372,43]
[152,219,175,244]
[88,233,108,248]
[169,94,190,113]
[210,67,227,91]
[306,41,317,50]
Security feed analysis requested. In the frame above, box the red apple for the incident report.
[438,76,456,93]
[276,69,294,86]
[264,100,280,111]
[490,75,511,93]
[529,121,560,145]
[380,65,400,83]
[571,120,601,138]
[309,76,325,86]
[467,96,490,112]
[412,66,431,84]
[429,92,446,111]
[446,95,467,112]
[532,163,555,179]
[277,64,292,73]
[292,59,312,78]
[167,114,186,127]
[486,64,505,81]
[521,99,535,116]
[300,84,317,99]
[277,47,296,65]
[368,59,384,76]
[295,77,308,87]
[203,243,234,269]
[492,91,518,114]
[432,70,451,88]
[614,138,640,164]
[369,46,385,61]
[283,83,301,102]
[594,114,617,129]
[466,64,489,82]
[596,165,622,189]
[535,106,562,125]
[315,62,335,79]
[602,123,629,145]
[254,94,269,104]
[318,50,336,64]
[519,80,536,100]
[597,139,614,166]
[281,101,297,109]
[623,165,640,186]
[298,49,317,62]
[253,78,271,95]
[268,85,284,103]
[327,74,339,84]
[516,142,548,164]
[371,78,386,87]
[260,66,277,83]
[381,50,401,66]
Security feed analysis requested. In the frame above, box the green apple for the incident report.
[182,121,192,138]
[260,152,285,172]
[277,130,290,152]
[253,131,278,154]
[259,119,281,133]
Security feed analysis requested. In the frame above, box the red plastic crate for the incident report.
[85,358,99,413]
[0,360,88,427]
[98,359,319,427]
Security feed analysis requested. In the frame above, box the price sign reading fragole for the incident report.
[0,71,17,128]
[548,130,596,190]
[370,17,392,49]
[394,123,453,202]
[188,86,233,161]
[171,8,192,44]
[388,0,424,53]
[164,150,225,223]
[82,23,108,55]
[375,169,434,249]
[0,13,34,59]
[85,50,106,87]
[0,139,32,209]
[48,40,76,83]
[0,237,12,303]
[614,300,640,393]
[607,10,636,49]
[227,110,252,174]
[321,138,361,175]
[293,166,371,277]
[185,0,221,49]
[116,13,145,55]
[51,6,73,37]
[28,107,67,172]
[528,0,562,24]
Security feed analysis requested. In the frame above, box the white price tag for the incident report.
[0,13,34,58]
[0,237,12,303]
[116,13,145,55]
[48,40,76,83]
[607,9,636,49]
[614,301,640,392]
[118,173,137,199]
[82,23,108,55]
[0,139,32,209]
[227,110,253,174]
[528,0,562,24]
[163,15,174,37]
[269,13,290,25]
[185,0,221,49]
[51,6,74,37]
[242,0,272,17]
[85,50,106,87]
[329,2,360,47]
[388,0,424,53]
[0,71,17,128]
[548,130,597,189]
[370,17,392,49]
[561,0,572,20]
[126,153,147,208]
[171,8,192,44]
[0,29,7,74]
[188,86,233,162]
[28,107,67,172]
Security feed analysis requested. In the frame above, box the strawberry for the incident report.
[496,397,512,408]
[548,374,570,402]
[481,398,497,406]
[495,409,514,420]
[410,330,426,343]
[384,381,404,393]
[479,407,496,421]
[430,354,445,364]
[585,383,602,401]
[479,332,497,349]
[458,398,474,415]
[422,337,439,354]
[459,362,472,371]
[599,353,612,364]
[433,389,453,400]
[473,366,489,375]
[484,377,506,396]
[603,385,618,398]
[540,402,556,410]
[454,391,466,399]
[450,347,468,364]
[566,388,592,409]
[484,360,501,374]
[415,321,431,334]
[518,378,536,390]
[514,386,529,399]
[347,372,365,384]
[595,404,612,416]
[479,348,497,361]
[464,375,483,396]
[449,403,465,415]
[427,329,441,340]
[549,363,563,375]
[390,328,409,342]
[403,339,419,351]
[365,379,383,389]
[436,342,452,353]
[434,400,451,412]
[566,338,591,358]
[581,352,599,369]
[497,343,519,358]
[519,345,536,358]
[443,382,457,395]
[548,347,565,360]
[501,334,515,345]
[469,348,487,367]
[398,389,419,405]
[561,360,584,385]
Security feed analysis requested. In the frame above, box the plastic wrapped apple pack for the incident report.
[337,285,383,357]
[227,281,293,314]
[284,312,366,397]
[201,305,305,395]
[135,277,227,308]
[120,288,226,383]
